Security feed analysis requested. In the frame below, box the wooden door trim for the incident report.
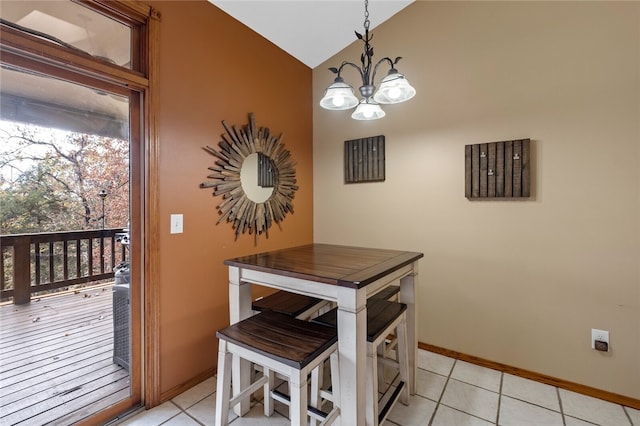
[143,5,161,408]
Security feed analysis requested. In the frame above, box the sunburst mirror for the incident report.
[200,113,298,240]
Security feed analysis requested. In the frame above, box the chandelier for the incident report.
[319,0,416,120]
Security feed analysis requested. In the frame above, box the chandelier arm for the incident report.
[371,57,396,86]
[338,61,366,84]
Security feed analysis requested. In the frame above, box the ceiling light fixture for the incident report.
[319,0,416,120]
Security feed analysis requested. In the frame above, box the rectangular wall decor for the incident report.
[344,135,385,184]
[465,138,530,198]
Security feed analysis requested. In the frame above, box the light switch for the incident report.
[170,214,183,234]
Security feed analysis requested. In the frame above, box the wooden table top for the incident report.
[224,243,423,289]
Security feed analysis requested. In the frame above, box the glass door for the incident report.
[0,1,146,423]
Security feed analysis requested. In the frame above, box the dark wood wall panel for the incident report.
[465,139,530,199]
[344,135,385,184]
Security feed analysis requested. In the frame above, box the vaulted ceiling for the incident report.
[208,1,414,69]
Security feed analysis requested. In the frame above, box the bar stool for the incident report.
[215,310,340,426]
[252,290,331,319]
[312,298,409,426]
[252,290,333,410]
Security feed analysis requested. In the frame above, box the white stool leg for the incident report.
[289,372,308,426]
[329,352,340,407]
[215,341,232,426]
[377,341,386,391]
[397,315,410,405]
[310,363,324,426]
[366,344,379,426]
[264,367,275,416]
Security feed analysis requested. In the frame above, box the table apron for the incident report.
[239,268,339,302]
[238,263,415,304]
[363,264,415,299]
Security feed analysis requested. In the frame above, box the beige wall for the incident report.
[313,1,639,399]
[154,1,313,396]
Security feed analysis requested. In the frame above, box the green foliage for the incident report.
[0,162,67,233]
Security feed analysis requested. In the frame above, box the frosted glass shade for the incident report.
[320,79,359,110]
[373,71,416,104]
[351,100,386,120]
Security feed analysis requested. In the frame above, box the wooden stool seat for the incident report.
[215,311,340,426]
[312,298,407,343]
[369,285,400,301]
[218,310,337,368]
[252,290,329,319]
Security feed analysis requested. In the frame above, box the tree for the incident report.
[0,161,68,233]
[0,122,129,235]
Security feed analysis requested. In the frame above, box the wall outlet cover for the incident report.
[170,214,183,234]
[591,328,609,352]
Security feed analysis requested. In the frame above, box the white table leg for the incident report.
[399,265,418,395]
[228,266,253,416]
[337,287,367,426]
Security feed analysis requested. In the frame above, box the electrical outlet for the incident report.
[591,328,609,352]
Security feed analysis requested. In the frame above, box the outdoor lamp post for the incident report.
[98,189,107,229]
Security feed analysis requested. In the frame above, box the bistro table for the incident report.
[224,243,423,426]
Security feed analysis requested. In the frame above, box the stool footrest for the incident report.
[378,381,405,425]
[271,389,331,421]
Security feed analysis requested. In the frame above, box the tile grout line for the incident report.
[556,386,567,426]
[183,411,207,425]
[499,373,587,419]
[155,400,195,425]
[427,358,457,426]
[177,398,207,426]
[495,372,504,425]
[623,406,634,426]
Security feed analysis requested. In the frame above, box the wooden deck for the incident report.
[0,284,130,425]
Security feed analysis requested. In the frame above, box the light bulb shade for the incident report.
[320,79,359,110]
[351,99,386,120]
[373,71,416,104]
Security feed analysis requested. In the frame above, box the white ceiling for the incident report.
[208,1,414,69]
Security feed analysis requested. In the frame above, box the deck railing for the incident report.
[0,228,128,304]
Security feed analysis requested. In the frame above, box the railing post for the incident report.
[13,238,31,305]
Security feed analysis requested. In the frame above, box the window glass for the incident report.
[0,0,132,68]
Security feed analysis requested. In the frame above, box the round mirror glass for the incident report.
[240,153,274,203]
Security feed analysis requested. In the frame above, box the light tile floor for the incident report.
[119,349,639,426]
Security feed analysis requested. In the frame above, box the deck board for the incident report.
[0,284,130,425]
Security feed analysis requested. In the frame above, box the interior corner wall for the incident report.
[313,1,640,399]
[153,1,313,396]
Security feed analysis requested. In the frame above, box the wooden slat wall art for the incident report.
[465,138,530,199]
[344,135,385,184]
[200,113,298,241]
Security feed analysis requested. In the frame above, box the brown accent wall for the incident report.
[154,1,313,395]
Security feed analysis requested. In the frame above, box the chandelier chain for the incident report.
[364,0,370,31]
